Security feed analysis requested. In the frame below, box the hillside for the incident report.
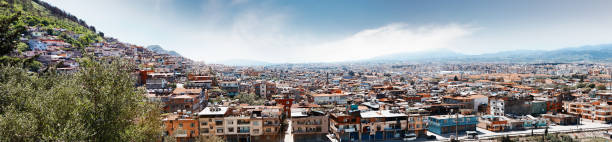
[146,45,181,57]
[1,0,103,48]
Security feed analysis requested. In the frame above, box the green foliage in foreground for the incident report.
[0,59,162,141]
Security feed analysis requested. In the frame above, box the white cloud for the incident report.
[182,20,474,63]
[294,23,475,62]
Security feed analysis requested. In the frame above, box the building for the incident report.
[477,115,508,132]
[291,109,329,142]
[405,107,429,138]
[166,88,203,113]
[329,112,361,142]
[359,110,408,141]
[311,93,348,105]
[489,96,533,116]
[197,107,229,140]
[163,112,199,142]
[542,114,579,125]
[565,101,612,123]
[427,114,478,134]
[442,94,488,112]
[219,81,240,97]
[529,101,547,116]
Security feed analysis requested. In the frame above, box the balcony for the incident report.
[296,122,322,125]
[264,122,280,126]
[384,127,401,131]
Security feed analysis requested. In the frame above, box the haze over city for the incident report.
[43,0,612,63]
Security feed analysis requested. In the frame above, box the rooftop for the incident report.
[197,107,229,116]
[360,110,407,118]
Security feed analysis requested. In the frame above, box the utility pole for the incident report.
[455,112,459,141]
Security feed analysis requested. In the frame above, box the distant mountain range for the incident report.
[366,44,612,63]
[146,45,182,57]
[211,59,274,66]
[216,44,611,66]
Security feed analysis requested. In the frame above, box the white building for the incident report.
[312,93,348,105]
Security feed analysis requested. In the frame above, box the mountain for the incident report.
[368,49,466,62]
[212,59,275,66]
[458,44,612,63]
[146,45,181,57]
[366,44,612,63]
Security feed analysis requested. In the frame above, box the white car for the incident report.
[403,133,417,141]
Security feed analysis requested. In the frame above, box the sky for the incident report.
[43,0,612,63]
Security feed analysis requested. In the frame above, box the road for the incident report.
[284,119,293,142]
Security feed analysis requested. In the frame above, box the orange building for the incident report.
[162,113,199,142]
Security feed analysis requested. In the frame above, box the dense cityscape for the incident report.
[2,0,612,142]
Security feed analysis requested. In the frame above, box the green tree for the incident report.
[197,135,226,142]
[0,58,162,141]
[235,93,265,105]
[0,12,26,56]
[588,83,596,88]
[576,83,586,88]
[16,42,27,52]
[500,135,514,142]
[596,84,607,90]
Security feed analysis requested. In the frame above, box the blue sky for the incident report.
[43,0,612,63]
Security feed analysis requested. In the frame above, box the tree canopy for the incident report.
[235,93,265,106]
[0,58,161,141]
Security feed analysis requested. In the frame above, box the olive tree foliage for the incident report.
[0,58,162,141]
[235,93,265,105]
[197,135,226,142]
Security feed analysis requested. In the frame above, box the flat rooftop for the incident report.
[197,107,228,116]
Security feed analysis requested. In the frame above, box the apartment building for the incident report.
[197,107,229,140]
[329,112,361,142]
[405,108,429,138]
[291,109,329,142]
[311,93,348,105]
[565,101,612,123]
[427,114,478,134]
[163,112,199,142]
[359,110,407,141]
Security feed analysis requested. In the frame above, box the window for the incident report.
[266,128,271,132]
[227,120,234,125]
[191,123,195,128]
[253,129,260,133]
[238,126,250,133]
[201,122,208,125]
[215,120,223,125]
[179,123,183,128]
[201,128,209,133]
[228,127,234,132]
[252,121,259,125]
[217,128,224,133]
